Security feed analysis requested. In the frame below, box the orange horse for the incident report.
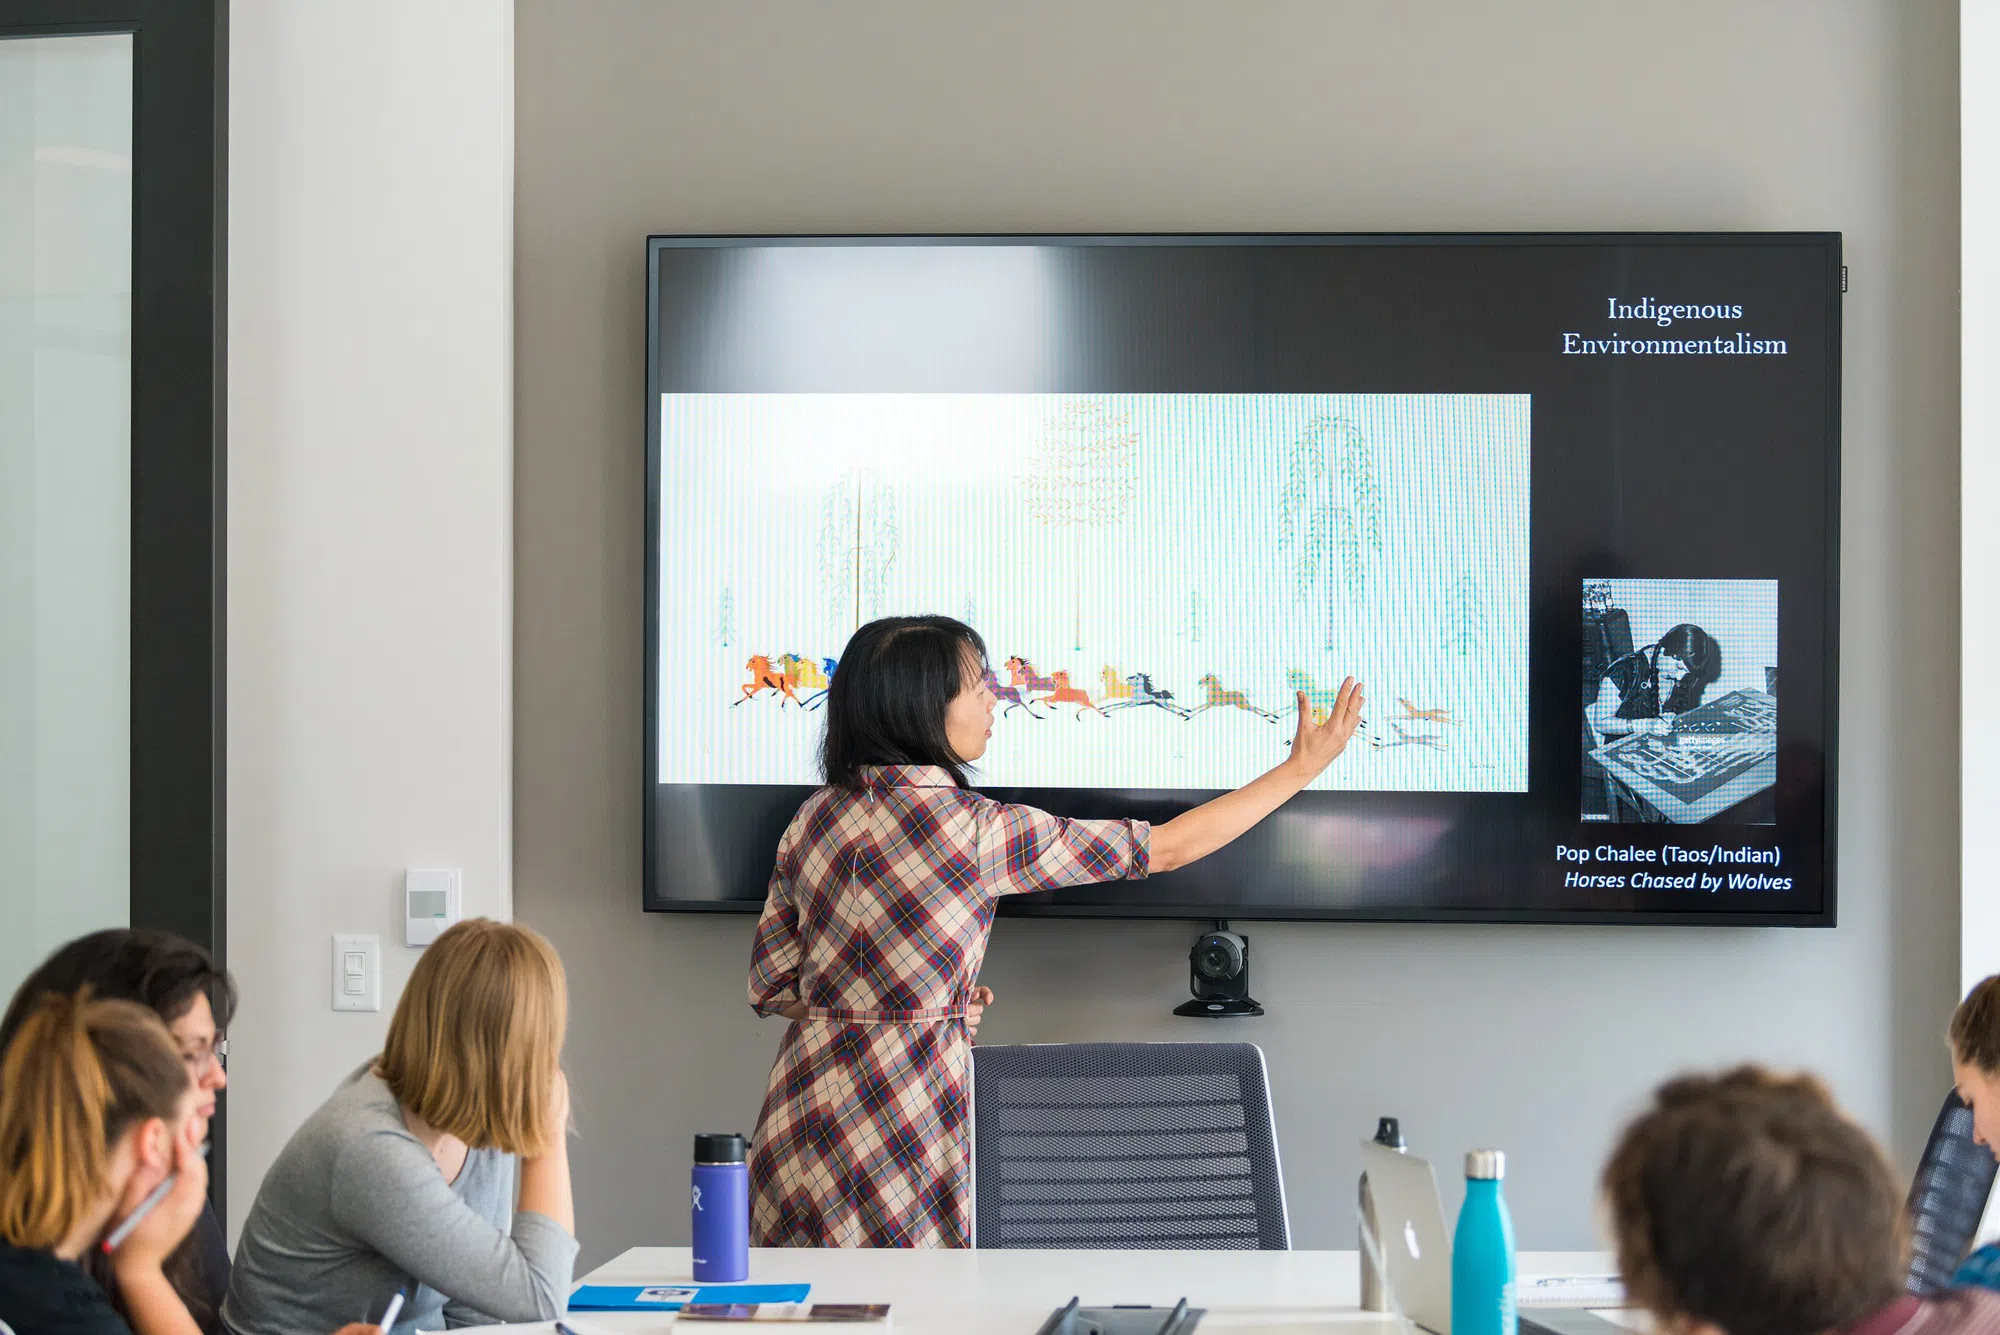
[734,654,799,706]
[1396,699,1463,726]
[1043,671,1107,719]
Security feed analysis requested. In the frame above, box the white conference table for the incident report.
[460,1246,1615,1334]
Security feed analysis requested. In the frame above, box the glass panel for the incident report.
[0,33,133,999]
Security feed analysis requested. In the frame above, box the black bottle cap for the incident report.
[1374,1117,1406,1149]
[695,1133,746,1164]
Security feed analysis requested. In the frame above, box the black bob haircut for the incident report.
[0,927,238,1051]
[820,616,988,791]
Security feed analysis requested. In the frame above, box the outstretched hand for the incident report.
[1148,675,1368,876]
[1288,677,1364,777]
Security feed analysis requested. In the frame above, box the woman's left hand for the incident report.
[966,986,995,1042]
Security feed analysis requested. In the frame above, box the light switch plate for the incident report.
[332,933,381,1011]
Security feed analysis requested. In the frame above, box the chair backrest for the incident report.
[1907,1088,2000,1293]
[970,1040,1289,1250]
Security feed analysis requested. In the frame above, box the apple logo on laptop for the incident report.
[1405,1219,1422,1259]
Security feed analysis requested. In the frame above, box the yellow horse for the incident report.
[777,654,829,692]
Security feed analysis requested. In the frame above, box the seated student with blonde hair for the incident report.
[223,920,578,1335]
[0,991,378,1335]
[1604,1065,2000,1335]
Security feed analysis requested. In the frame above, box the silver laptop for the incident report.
[1362,1140,1454,1335]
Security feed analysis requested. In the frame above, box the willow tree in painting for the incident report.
[818,469,899,635]
[1277,415,1382,649]
[1018,399,1140,650]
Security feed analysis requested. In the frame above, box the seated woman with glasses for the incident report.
[1,930,237,1335]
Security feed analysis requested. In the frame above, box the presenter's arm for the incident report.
[515,1069,574,1235]
[1150,679,1363,875]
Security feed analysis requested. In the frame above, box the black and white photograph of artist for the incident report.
[1582,578,1778,824]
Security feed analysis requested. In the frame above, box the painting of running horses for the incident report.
[655,392,1531,793]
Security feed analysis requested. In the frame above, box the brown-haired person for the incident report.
[0,992,377,1335]
[1,930,237,1333]
[1949,975,2000,1149]
[1604,1066,2000,1335]
[223,920,577,1335]
[1943,975,2000,1290]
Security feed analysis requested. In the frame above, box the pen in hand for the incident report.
[102,1141,210,1254]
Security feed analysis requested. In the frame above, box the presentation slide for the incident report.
[657,392,1531,793]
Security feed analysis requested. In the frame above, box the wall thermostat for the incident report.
[405,868,462,947]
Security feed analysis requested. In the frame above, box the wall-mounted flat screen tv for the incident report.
[645,233,1839,925]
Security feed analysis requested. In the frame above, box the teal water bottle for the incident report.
[1452,1149,1516,1335]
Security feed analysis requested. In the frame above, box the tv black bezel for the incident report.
[642,231,1842,928]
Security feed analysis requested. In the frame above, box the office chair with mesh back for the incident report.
[1906,1088,2000,1293]
[969,1041,1289,1250]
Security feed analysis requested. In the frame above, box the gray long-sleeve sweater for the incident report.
[221,1064,577,1335]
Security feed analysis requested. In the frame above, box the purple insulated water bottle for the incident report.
[692,1133,749,1283]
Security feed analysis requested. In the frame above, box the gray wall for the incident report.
[514,0,1961,1266]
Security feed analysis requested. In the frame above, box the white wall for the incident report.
[515,0,1961,1262]
[1966,0,2000,994]
[226,0,514,1236]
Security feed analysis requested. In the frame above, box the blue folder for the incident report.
[568,1283,812,1312]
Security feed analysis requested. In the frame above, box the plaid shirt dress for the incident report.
[746,764,1151,1248]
